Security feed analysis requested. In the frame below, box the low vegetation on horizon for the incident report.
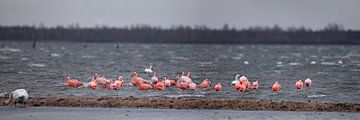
[0,23,359,44]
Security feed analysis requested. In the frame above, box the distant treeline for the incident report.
[0,23,359,44]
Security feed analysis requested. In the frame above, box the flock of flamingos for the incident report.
[65,66,313,92]
[5,66,314,107]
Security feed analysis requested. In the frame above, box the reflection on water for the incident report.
[0,41,360,103]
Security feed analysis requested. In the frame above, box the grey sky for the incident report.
[0,0,360,29]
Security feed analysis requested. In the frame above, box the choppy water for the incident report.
[0,41,359,103]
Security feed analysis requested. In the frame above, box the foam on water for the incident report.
[307,94,327,98]
[321,62,337,65]
[81,56,96,59]
[0,55,10,59]
[289,62,302,66]
[50,53,61,57]
[0,47,22,52]
[28,63,46,67]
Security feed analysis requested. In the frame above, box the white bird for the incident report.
[144,65,154,73]
[231,74,242,86]
[5,89,29,107]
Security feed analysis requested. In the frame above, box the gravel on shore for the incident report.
[1,97,360,112]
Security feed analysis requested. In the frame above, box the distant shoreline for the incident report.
[1,40,359,45]
[1,97,359,112]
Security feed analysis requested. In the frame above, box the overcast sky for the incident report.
[0,0,359,30]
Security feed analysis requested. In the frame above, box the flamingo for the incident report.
[295,80,303,90]
[235,83,247,92]
[189,82,197,91]
[105,79,119,90]
[89,80,97,89]
[163,76,171,87]
[151,72,159,84]
[131,72,148,86]
[156,81,165,90]
[304,78,312,87]
[96,75,108,88]
[178,72,193,84]
[88,74,98,90]
[177,82,189,91]
[252,80,259,89]
[4,89,29,107]
[231,73,242,86]
[114,76,125,87]
[144,65,154,73]
[214,83,222,91]
[65,76,83,88]
[272,82,281,91]
[199,79,211,89]
[137,83,153,91]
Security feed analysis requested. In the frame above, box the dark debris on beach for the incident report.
[1,97,360,112]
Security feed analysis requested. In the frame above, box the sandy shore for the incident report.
[1,97,360,112]
[0,107,359,120]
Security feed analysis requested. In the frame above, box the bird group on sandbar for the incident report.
[65,66,313,92]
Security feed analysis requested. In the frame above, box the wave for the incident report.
[0,55,10,59]
[28,63,46,67]
[0,47,22,52]
[307,94,327,98]
[50,53,61,57]
[81,56,96,59]
[320,62,336,65]
[288,62,302,66]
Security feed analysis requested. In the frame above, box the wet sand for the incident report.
[0,106,359,120]
[1,97,360,112]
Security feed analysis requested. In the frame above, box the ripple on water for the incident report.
[81,56,96,59]
[0,55,10,59]
[28,63,46,67]
[21,58,29,61]
[320,62,336,66]
[307,94,327,98]
[50,53,61,57]
[0,47,22,52]
[289,62,302,66]
[172,56,190,60]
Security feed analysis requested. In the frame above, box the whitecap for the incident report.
[0,55,10,59]
[197,61,214,65]
[276,61,282,65]
[244,61,249,64]
[352,61,360,63]
[232,56,242,60]
[81,55,96,59]
[289,62,302,66]
[310,61,316,64]
[0,47,22,52]
[307,94,327,98]
[350,69,360,72]
[50,53,61,57]
[28,63,46,67]
[321,62,336,65]
[21,58,29,61]
[172,56,190,60]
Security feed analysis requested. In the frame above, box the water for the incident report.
[0,41,359,103]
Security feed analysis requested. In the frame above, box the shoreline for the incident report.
[1,97,360,112]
